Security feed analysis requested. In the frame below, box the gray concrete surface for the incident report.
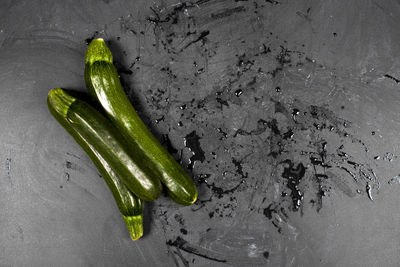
[1,0,400,266]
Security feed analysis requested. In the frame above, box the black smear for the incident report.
[262,202,287,233]
[167,237,227,263]
[268,46,292,77]
[263,251,270,259]
[384,74,400,84]
[182,30,210,51]
[267,119,280,135]
[211,6,246,20]
[281,160,305,211]
[85,31,99,45]
[180,228,188,235]
[217,127,228,139]
[237,53,254,73]
[254,44,271,56]
[185,131,205,169]
[174,214,185,226]
[6,157,12,182]
[263,203,275,220]
[66,152,81,159]
[197,174,242,199]
[234,118,269,137]
[155,115,165,124]
[232,158,248,179]
[216,97,229,107]
[210,182,243,199]
[265,0,280,4]
[282,129,294,140]
[174,249,190,267]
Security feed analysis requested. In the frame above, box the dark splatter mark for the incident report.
[155,115,165,124]
[234,118,269,137]
[180,228,188,235]
[281,160,305,211]
[217,127,228,139]
[254,44,271,56]
[167,237,227,263]
[216,97,229,107]
[114,59,133,76]
[232,158,248,179]
[263,203,274,220]
[262,202,287,233]
[282,129,294,140]
[237,53,254,73]
[6,158,11,178]
[85,31,99,45]
[211,6,246,19]
[263,251,269,259]
[267,119,280,135]
[174,214,185,226]
[268,46,292,77]
[185,131,205,169]
[66,161,72,169]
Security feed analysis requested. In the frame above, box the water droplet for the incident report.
[292,108,300,121]
[234,89,243,97]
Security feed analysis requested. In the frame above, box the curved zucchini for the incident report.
[47,88,162,202]
[48,88,144,240]
[85,39,198,205]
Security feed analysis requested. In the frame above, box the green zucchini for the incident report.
[85,39,198,205]
[48,88,145,240]
[47,88,162,202]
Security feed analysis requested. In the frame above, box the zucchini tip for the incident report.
[85,38,113,66]
[47,88,77,118]
[123,215,143,241]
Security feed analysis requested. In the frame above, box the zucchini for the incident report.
[48,88,144,240]
[47,88,162,202]
[85,39,198,205]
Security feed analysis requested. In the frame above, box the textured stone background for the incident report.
[1,0,400,266]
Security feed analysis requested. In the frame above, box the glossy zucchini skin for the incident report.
[85,39,198,205]
[47,88,162,202]
[47,88,144,240]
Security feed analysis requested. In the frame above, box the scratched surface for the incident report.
[1,0,400,266]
